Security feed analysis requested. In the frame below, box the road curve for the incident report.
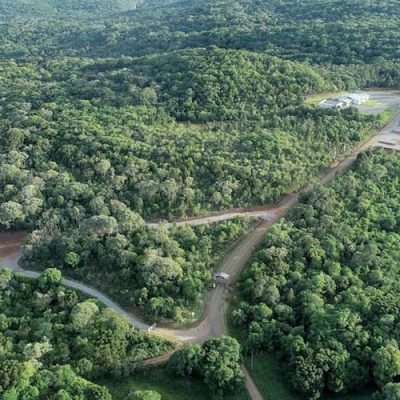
[0,237,151,331]
[1,104,400,400]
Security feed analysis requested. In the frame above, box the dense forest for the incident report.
[1,0,400,69]
[169,336,244,398]
[0,0,142,19]
[1,2,400,398]
[0,268,171,399]
[0,0,383,323]
[234,149,400,399]
[23,218,253,320]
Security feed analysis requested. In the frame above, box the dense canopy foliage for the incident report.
[0,268,171,399]
[23,217,253,321]
[0,0,142,19]
[1,7,400,397]
[0,1,380,324]
[169,336,244,398]
[234,149,400,399]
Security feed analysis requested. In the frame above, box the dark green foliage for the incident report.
[24,216,252,320]
[0,48,375,323]
[375,383,400,400]
[0,0,142,19]
[2,0,400,85]
[0,56,377,221]
[0,268,171,399]
[169,336,244,398]
[234,149,400,399]
[133,48,332,122]
[1,2,399,400]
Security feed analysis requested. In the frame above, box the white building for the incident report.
[337,96,353,107]
[319,92,370,109]
[346,93,370,105]
[319,99,346,109]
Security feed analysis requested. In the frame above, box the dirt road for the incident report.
[1,98,400,400]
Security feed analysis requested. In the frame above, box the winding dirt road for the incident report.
[1,95,400,400]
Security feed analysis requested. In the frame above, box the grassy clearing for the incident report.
[363,99,380,107]
[244,353,299,400]
[99,365,250,400]
[244,353,374,400]
[304,92,342,105]
[379,106,397,124]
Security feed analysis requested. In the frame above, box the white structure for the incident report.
[347,92,370,105]
[319,99,346,109]
[214,272,230,281]
[337,95,353,107]
[320,92,370,109]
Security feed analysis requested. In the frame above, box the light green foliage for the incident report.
[70,301,100,331]
[0,0,141,19]
[125,390,161,400]
[0,0,382,326]
[0,3,400,399]
[373,343,400,387]
[375,383,400,400]
[25,217,252,320]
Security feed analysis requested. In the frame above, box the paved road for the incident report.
[145,90,400,228]
[0,234,150,330]
[146,210,274,228]
[1,97,400,400]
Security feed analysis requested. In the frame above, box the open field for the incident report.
[363,99,380,107]
[100,366,250,400]
[378,106,397,124]
[304,92,342,105]
[357,91,400,115]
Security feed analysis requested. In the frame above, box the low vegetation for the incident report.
[101,364,250,400]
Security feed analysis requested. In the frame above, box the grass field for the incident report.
[363,99,380,107]
[99,365,250,400]
[244,353,374,400]
[304,92,342,105]
[379,106,398,124]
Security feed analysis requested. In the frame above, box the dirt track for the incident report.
[1,94,400,400]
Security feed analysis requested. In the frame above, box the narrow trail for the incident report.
[1,104,400,400]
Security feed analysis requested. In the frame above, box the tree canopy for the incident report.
[234,149,400,399]
[0,268,171,399]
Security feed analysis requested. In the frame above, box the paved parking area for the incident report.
[357,90,400,115]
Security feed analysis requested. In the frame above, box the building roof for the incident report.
[214,272,230,280]
[320,99,343,107]
[347,92,370,100]
[337,95,352,102]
